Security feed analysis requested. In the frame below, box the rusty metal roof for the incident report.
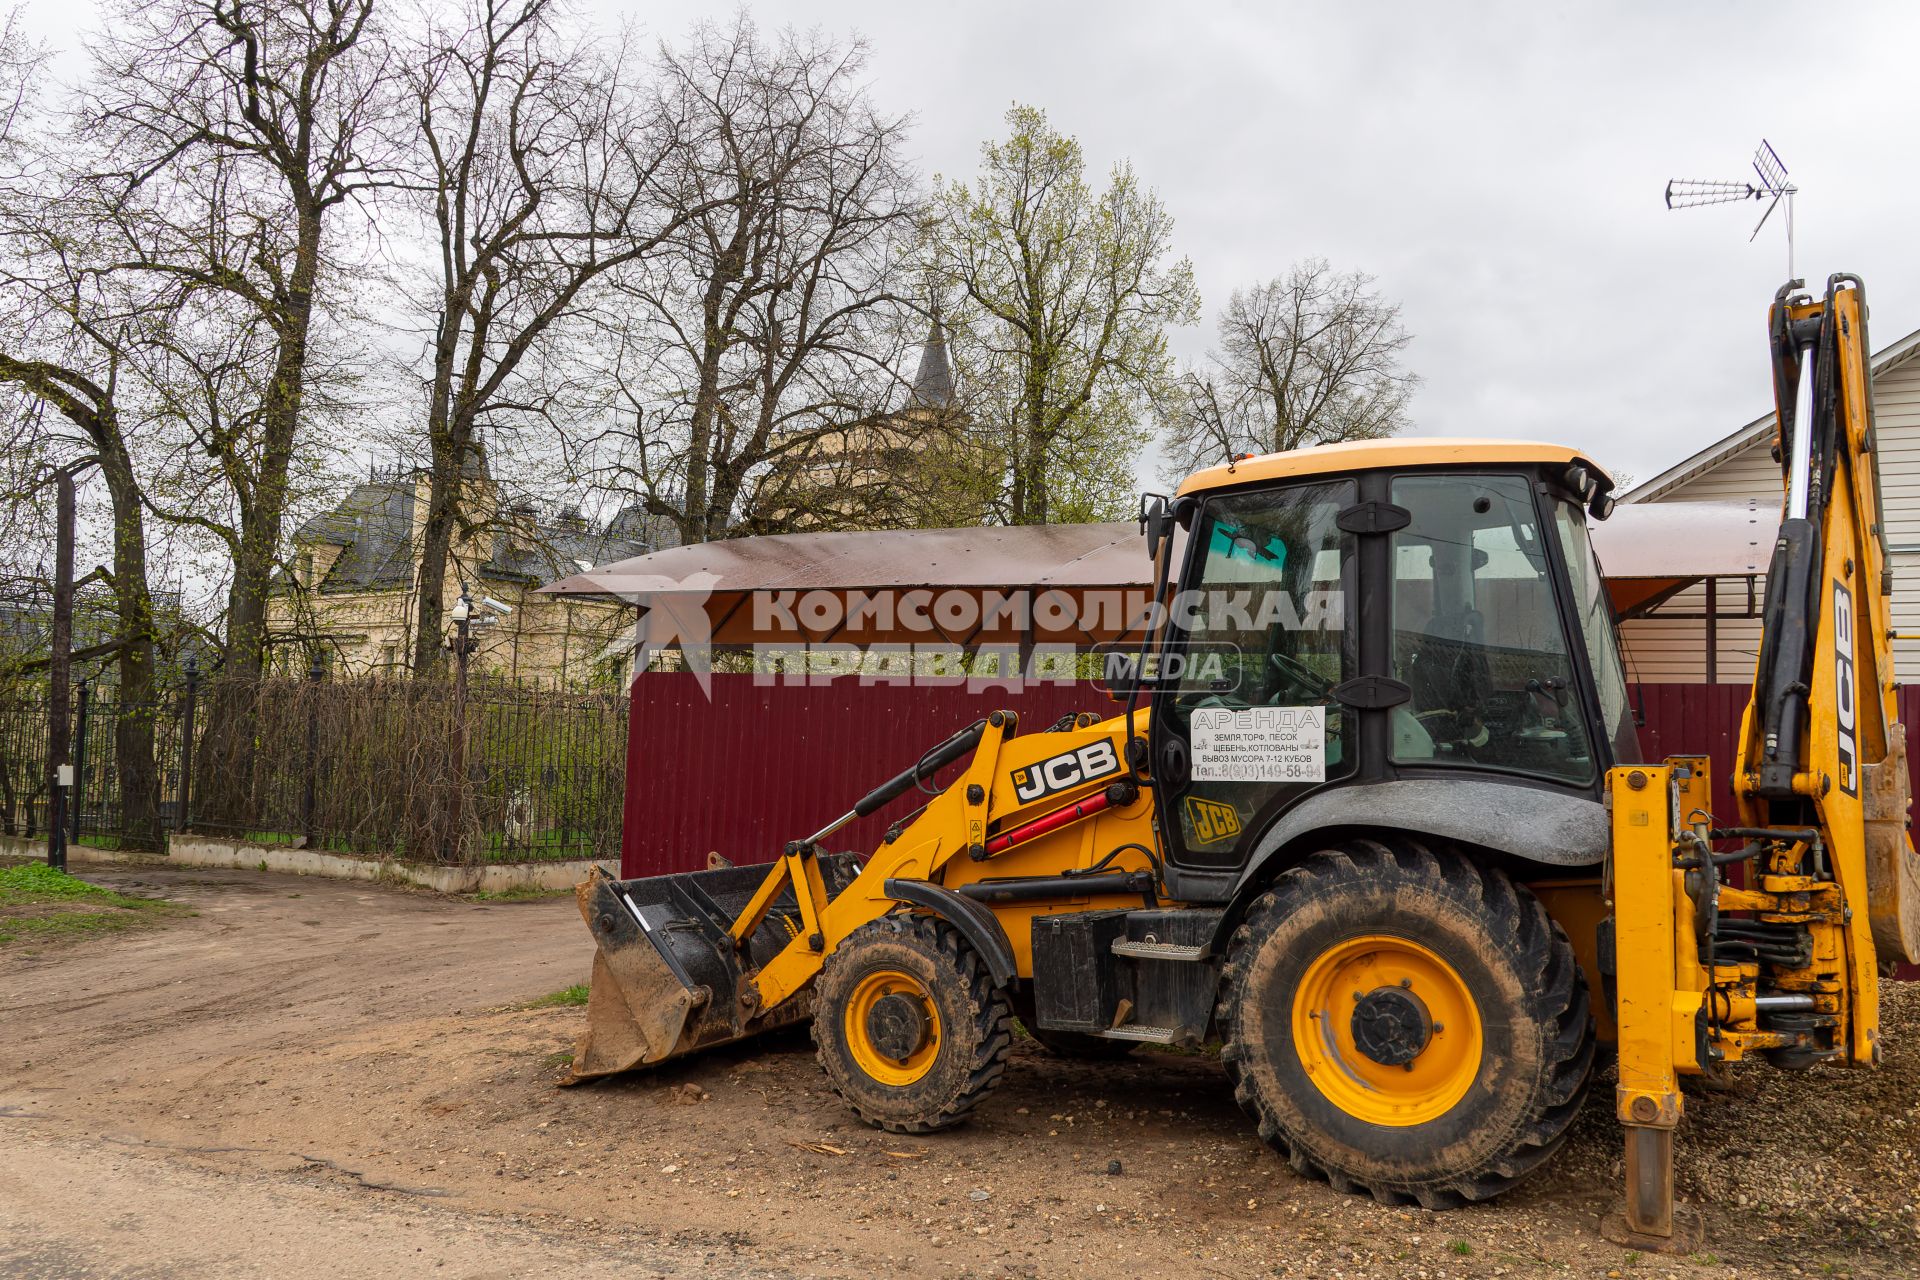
[541,521,1149,598]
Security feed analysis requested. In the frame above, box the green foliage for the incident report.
[923,105,1200,525]
[0,863,179,944]
[524,983,590,1008]
[0,863,137,904]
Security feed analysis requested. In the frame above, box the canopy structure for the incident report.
[542,501,1775,650]
[541,522,1159,649]
[1589,500,1771,618]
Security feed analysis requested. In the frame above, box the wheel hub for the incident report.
[1350,985,1433,1066]
[865,991,931,1062]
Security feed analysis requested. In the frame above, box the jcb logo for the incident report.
[1185,796,1242,846]
[1834,580,1858,797]
[1011,740,1122,804]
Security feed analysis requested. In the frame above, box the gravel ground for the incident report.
[1,864,1915,1278]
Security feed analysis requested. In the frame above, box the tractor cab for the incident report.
[1144,440,1635,881]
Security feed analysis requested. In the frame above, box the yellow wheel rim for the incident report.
[843,969,942,1086]
[1292,934,1484,1127]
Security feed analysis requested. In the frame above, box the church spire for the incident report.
[907,307,955,410]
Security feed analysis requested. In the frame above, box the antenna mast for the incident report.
[1665,139,1798,276]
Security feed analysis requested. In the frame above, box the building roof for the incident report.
[1624,321,1920,503]
[906,313,955,410]
[1178,438,1603,496]
[290,474,657,596]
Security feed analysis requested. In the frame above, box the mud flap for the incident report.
[1863,734,1920,964]
[564,856,861,1083]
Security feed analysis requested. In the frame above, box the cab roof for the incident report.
[1176,437,1606,497]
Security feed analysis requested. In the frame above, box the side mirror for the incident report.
[1139,493,1174,561]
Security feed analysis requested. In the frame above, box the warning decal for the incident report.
[1190,706,1326,784]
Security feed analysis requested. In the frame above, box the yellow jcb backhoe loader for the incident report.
[570,274,1919,1249]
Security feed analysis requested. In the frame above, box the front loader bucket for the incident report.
[566,857,860,1082]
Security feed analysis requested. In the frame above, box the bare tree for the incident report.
[82,0,401,683]
[592,16,919,546]
[0,23,174,843]
[397,0,716,672]
[1162,258,1418,478]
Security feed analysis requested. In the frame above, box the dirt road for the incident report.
[2,865,1915,1278]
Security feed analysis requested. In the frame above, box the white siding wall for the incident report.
[1619,353,1920,683]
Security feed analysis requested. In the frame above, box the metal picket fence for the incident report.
[0,670,627,865]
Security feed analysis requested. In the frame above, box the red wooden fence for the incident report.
[621,676,1920,879]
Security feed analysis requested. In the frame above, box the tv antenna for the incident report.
[1665,140,1798,276]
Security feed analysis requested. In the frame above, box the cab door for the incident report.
[1150,479,1358,869]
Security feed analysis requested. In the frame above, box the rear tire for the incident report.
[813,914,1014,1133]
[1218,836,1595,1208]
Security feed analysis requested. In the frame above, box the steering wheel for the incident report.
[1267,651,1334,701]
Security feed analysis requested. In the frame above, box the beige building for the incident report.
[755,315,995,531]
[269,455,663,685]
[1617,323,1920,683]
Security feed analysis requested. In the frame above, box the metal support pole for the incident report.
[1704,577,1718,685]
[46,469,75,873]
[70,677,90,844]
[177,656,198,832]
[301,652,322,848]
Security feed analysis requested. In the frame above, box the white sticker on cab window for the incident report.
[1190,706,1326,784]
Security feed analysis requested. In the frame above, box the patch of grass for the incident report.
[0,864,167,910]
[0,864,182,946]
[1688,1253,1722,1267]
[523,983,590,1009]
[1447,1240,1473,1257]
[541,1049,576,1069]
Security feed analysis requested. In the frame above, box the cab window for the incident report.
[1160,479,1356,865]
[1389,474,1596,784]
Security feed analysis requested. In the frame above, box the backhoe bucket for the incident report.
[566,857,860,1082]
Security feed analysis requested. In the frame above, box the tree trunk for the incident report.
[199,207,321,824]
[681,272,732,546]
[222,211,320,680]
[97,421,160,848]
[411,315,465,675]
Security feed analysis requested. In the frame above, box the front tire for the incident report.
[1219,837,1595,1208]
[812,914,1014,1133]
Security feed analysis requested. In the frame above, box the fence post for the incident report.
[177,656,198,833]
[302,652,322,847]
[70,677,89,844]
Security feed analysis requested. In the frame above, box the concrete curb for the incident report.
[0,831,610,895]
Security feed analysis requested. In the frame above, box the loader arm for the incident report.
[1607,274,1920,1249]
[569,706,1162,1079]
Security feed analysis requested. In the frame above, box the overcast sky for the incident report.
[24,0,1920,497]
[599,0,1920,492]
